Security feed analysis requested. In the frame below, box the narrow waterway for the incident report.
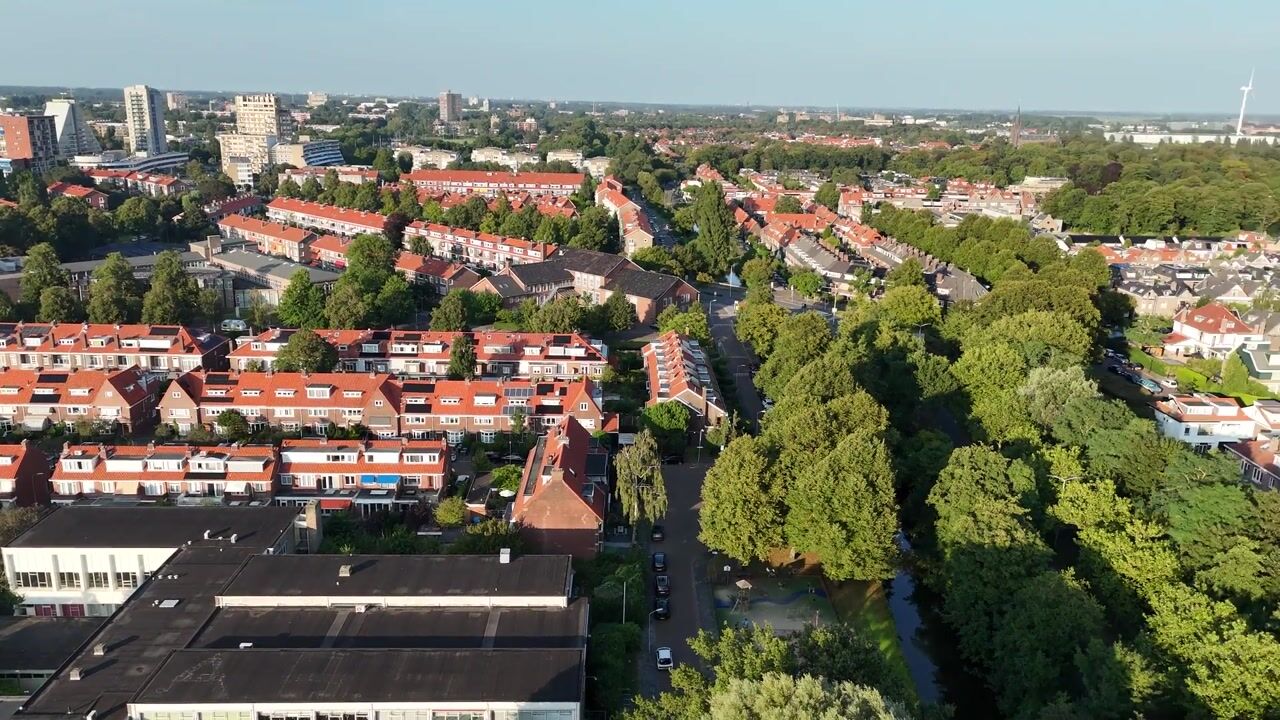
[886,534,941,703]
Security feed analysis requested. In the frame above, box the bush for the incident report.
[587,622,642,712]
[492,465,523,492]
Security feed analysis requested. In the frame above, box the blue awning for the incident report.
[361,474,400,487]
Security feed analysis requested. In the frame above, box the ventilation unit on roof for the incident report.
[338,564,352,578]
[500,547,511,564]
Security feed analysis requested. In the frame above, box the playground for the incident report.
[713,574,837,633]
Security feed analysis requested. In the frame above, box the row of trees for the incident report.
[274,235,418,329]
[428,288,637,336]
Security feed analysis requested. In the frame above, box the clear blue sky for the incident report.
[4,0,1279,115]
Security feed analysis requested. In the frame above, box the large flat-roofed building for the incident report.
[2,505,301,617]
[402,169,584,198]
[15,551,586,720]
[0,616,102,692]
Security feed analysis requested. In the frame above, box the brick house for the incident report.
[0,367,160,434]
[0,440,50,507]
[217,214,316,263]
[275,437,450,514]
[400,169,584,197]
[511,416,607,558]
[159,371,402,438]
[47,182,107,210]
[47,442,277,504]
[399,377,608,445]
[0,323,230,377]
[642,331,728,429]
[1164,303,1264,358]
[265,197,388,237]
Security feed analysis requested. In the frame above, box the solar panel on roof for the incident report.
[535,383,553,395]
[402,382,435,393]
[552,335,570,344]
[36,373,67,383]
[400,333,421,341]
[148,327,180,336]
[206,374,235,385]
[504,387,533,398]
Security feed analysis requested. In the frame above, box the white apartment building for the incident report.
[1154,394,1262,451]
[234,94,293,139]
[2,506,299,617]
[43,99,101,157]
[123,85,167,154]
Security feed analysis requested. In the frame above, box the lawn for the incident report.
[826,579,916,704]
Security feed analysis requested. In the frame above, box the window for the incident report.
[432,713,485,720]
[100,481,115,494]
[579,402,589,411]
[15,572,51,588]
[374,400,384,407]
[441,416,459,425]
[279,474,293,487]
[87,572,110,588]
[171,391,181,398]
[115,572,138,589]
[59,572,81,588]
[309,408,329,417]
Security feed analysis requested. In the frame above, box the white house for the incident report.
[1154,394,1261,451]
[1164,303,1263,358]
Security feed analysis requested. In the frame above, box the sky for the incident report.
[4,0,1280,116]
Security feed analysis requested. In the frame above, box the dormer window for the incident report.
[275,389,295,398]
[58,338,74,346]
[342,390,362,398]
[306,386,331,399]
[207,389,227,397]
[242,389,261,397]
[70,388,92,397]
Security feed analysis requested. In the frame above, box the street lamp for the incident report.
[647,608,660,652]
[695,428,706,464]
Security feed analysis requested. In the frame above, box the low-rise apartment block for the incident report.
[642,331,728,428]
[276,437,449,513]
[0,322,230,375]
[396,252,481,292]
[399,377,607,444]
[230,328,609,378]
[216,214,316,262]
[48,442,278,504]
[282,165,380,185]
[85,169,187,197]
[1,505,299,617]
[1226,438,1280,490]
[401,169,584,197]
[404,219,554,270]
[0,367,160,434]
[46,182,108,209]
[266,196,388,237]
[160,371,401,438]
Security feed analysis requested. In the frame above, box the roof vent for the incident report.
[69,667,82,681]
[338,564,352,578]
[230,533,238,544]
[202,529,211,540]
[238,642,253,649]
[92,642,106,656]
[499,547,511,564]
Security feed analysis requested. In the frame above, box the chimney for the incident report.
[146,441,156,454]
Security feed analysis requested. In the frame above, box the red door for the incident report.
[61,603,86,617]
[33,604,56,617]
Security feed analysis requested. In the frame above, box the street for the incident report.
[700,283,764,431]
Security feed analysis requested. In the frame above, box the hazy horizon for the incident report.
[3,0,1278,116]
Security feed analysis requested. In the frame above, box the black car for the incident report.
[655,574,670,597]
[650,524,665,542]
[654,597,670,620]
[652,552,667,572]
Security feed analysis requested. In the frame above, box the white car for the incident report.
[1160,377,1178,388]
[656,646,673,670]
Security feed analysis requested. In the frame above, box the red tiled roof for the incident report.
[1154,394,1253,423]
[0,322,223,357]
[1174,303,1260,336]
[266,197,388,232]
[404,220,553,256]
[47,182,104,200]
[402,169,585,187]
[218,214,314,244]
[0,367,153,407]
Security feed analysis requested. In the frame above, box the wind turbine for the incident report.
[1236,69,1254,137]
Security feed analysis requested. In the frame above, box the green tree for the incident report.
[491,465,523,493]
[324,280,370,329]
[277,270,327,329]
[755,312,833,399]
[86,252,142,324]
[20,242,67,306]
[699,436,783,562]
[641,401,691,456]
[787,270,824,298]
[448,518,525,554]
[114,196,159,236]
[815,181,841,211]
[141,251,199,324]
[274,329,338,372]
[529,295,588,333]
[1018,365,1098,430]
[884,257,926,289]
[785,431,900,581]
[448,333,477,379]
[375,273,415,326]
[430,289,469,331]
[878,285,941,329]
[690,181,741,278]
[435,496,466,527]
[36,286,83,322]
[615,429,667,537]
[735,300,788,357]
[603,290,637,331]
[656,304,711,345]
[708,674,910,720]
[774,195,803,214]
[215,409,250,440]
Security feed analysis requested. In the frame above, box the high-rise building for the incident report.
[123,84,167,154]
[165,92,188,111]
[234,94,293,140]
[306,91,329,108]
[438,90,462,123]
[0,114,59,176]
[42,99,101,158]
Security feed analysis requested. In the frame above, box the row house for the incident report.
[265,197,388,237]
[0,322,230,375]
[396,253,480,293]
[48,442,278,504]
[472,247,699,325]
[642,331,728,429]
[230,328,610,379]
[86,169,187,197]
[415,190,577,219]
[0,367,159,434]
[1163,303,1263,358]
[160,371,401,438]
[0,440,50,506]
[594,177,654,256]
[276,437,449,514]
[200,194,262,223]
[400,169,585,197]
[511,416,607,559]
[282,165,379,185]
[217,214,316,263]
[399,377,607,445]
[46,182,107,210]
[403,220,553,271]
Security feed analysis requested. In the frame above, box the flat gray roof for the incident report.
[209,249,341,284]
[221,554,572,598]
[0,617,102,671]
[134,648,584,705]
[8,506,299,550]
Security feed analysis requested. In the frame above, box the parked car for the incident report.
[1137,377,1163,394]
[650,524,665,542]
[654,597,670,620]
[1160,377,1178,388]
[656,646,674,670]
[220,318,249,332]
[655,574,670,597]
[652,552,667,572]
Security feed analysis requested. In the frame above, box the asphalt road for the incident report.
[700,283,766,431]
